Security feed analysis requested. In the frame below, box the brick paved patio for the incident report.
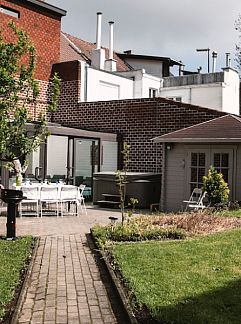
[0,206,129,324]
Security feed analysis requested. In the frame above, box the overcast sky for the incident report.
[48,0,240,73]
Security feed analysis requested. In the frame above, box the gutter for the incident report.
[24,0,66,16]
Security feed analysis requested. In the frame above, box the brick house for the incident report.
[0,1,119,189]
[0,0,66,118]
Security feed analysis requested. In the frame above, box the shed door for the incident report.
[187,148,233,198]
[211,148,233,199]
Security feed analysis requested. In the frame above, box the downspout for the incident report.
[84,63,88,102]
[189,87,192,104]
[160,142,166,211]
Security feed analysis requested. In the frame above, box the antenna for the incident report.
[196,48,210,73]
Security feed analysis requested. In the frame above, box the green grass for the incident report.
[111,228,241,323]
[216,209,241,218]
[0,237,33,321]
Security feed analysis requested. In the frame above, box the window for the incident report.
[190,152,206,193]
[213,153,229,183]
[167,96,182,102]
[0,5,20,18]
[149,88,158,98]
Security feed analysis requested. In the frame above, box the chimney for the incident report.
[225,53,231,68]
[212,51,217,72]
[105,21,117,72]
[178,61,183,76]
[96,12,102,49]
[91,12,105,69]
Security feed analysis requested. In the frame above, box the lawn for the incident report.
[216,209,241,218]
[111,228,241,324]
[0,237,34,322]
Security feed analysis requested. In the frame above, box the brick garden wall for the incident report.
[52,83,225,172]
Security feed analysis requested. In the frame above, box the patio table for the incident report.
[14,183,82,216]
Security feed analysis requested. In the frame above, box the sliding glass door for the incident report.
[73,138,99,196]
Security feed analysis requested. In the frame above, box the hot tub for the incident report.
[93,172,161,209]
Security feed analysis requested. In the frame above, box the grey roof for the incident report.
[152,114,241,143]
[117,53,182,66]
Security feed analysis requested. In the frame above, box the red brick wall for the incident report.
[52,89,225,172]
[0,0,61,81]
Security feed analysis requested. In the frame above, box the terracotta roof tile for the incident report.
[60,32,130,72]
[153,115,241,142]
[60,33,83,62]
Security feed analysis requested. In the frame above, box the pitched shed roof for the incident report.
[61,32,130,72]
[153,114,241,143]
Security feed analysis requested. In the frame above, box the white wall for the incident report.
[160,84,223,110]
[122,58,163,78]
[222,68,240,115]
[160,68,240,114]
[142,73,161,98]
[116,69,161,98]
[80,63,161,101]
[80,62,133,102]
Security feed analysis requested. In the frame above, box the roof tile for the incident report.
[153,115,241,142]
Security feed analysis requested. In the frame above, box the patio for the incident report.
[0,206,128,324]
[0,205,122,236]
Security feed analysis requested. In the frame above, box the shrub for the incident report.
[91,221,186,248]
[202,166,230,207]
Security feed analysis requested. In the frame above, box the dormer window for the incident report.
[0,5,20,18]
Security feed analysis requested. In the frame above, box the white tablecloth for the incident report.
[14,184,80,200]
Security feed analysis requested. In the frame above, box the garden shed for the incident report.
[153,114,241,212]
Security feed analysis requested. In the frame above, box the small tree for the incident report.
[116,142,130,225]
[0,21,60,186]
[202,166,230,206]
[235,14,241,75]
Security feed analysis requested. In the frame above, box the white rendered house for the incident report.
[60,12,240,113]
[160,67,240,115]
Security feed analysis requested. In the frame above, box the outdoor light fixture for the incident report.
[196,48,210,73]
[109,216,118,230]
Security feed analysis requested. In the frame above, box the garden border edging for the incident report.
[90,231,138,324]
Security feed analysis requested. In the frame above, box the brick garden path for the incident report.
[0,206,129,324]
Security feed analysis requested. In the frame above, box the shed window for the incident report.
[213,153,229,182]
[190,152,206,193]
[0,5,20,18]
